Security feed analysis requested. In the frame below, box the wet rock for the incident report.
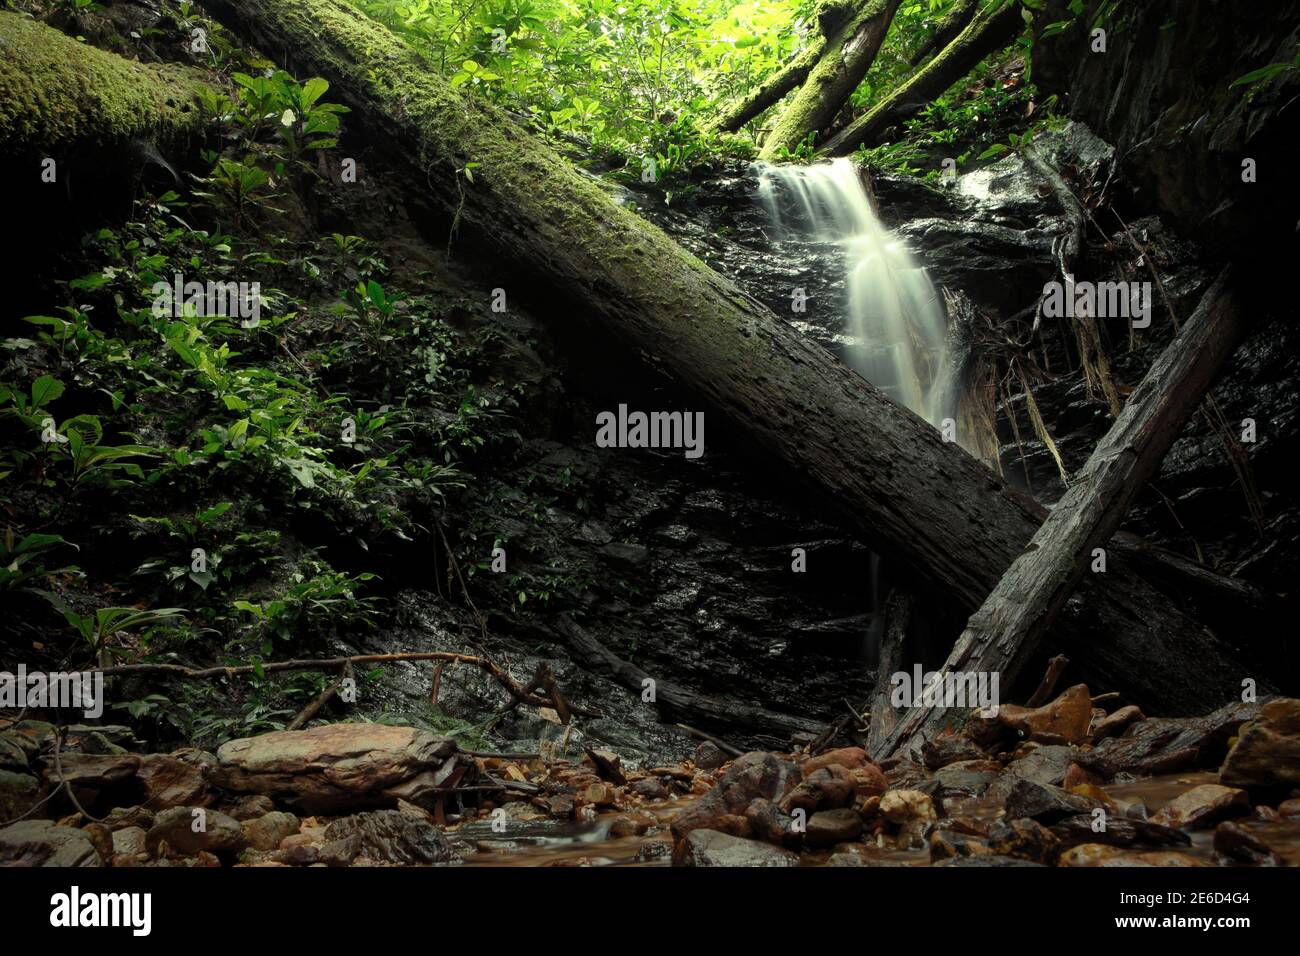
[635,837,674,862]
[111,826,148,862]
[1150,784,1249,830]
[584,748,626,784]
[925,760,1001,798]
[883,758,930,791]
[1006,745,1075,787]
[801,747,871,776]
[608,811,656,838]
[1079,701,1257,779]
[670,751,798,841]
[1276,798,1300,819]
[997,684,1093,743]
[322,809,457,865]
[921,735,989,770]
[212,723,458,814]
[1213,820,1284,866]
[630,777,668,800]
[692,741,729,771]
[1092,705,1144,741]
[103,806,154,831]
[39,752,139,791]
[81,822,114,863]
[880,789,937,824]
[779,765,855,815]
[582,782,617,807]
[1059,844,1211,867]
[147,807,246,859]
[806,808,864,847]
[1003,779,1103,824]
[934,855,1046,867]
[546,794,576,820]
[242,811,301,851]
[986,818,1059,864]
[0,820,102,866]
[672,829,800,867]
[850,763,888,798]
[1220,698,1300,789]
[744,798,803,849]
[0,769,39,821]
[1050,814,1191,851]
[225,794,277,821]
[928,828,995,862]
[137,751,216,810]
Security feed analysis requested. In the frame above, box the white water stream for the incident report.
[757,158,952,425]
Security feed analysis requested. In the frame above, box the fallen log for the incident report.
[880,267,1249,756]
[822,0,1025,155]
[759,0,902,159]
[706,43,825,134]
[200,0,1257,716]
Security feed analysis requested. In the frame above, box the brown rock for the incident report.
[1151,784,1249,829]
[322,809,456,864]
[111,826,148,861]
[211,723,457,814]
[670,751,798,841]
[102,806,154,832]
[1213,819,1286,865]
[999,684,1093,743]
[928,828,994,861]
[631,777,669,800]
[1059,843,1210,866]
[1080,701,1258,779]
[672,829,799,867]
[81,823,114,864]
[242,811,301,851]
[1276,798,1300,818]
[879,789,937,824]
[1092,705,1144,741]
[0,821,102,866]
[744,798,803,849]
[921,735,988,770]
[547,794,576,820]
[137,751,216,809]
[608,812,656,838]
[806,808,864,847]
[582,782,616,807]
[801,747,871,776]
[146,806,246,858]
[987,818,1059,863]
[779,765,855,814]
[225,794,277,821]
[1220,697,1300,788]
[692,741,729,771]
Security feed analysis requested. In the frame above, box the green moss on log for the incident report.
[0,12,207,155]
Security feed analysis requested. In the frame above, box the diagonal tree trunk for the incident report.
[879,267,1249,756]
[759,0,902,159]
[823,0,1025,156]
[908,0,980,67]
[199,0,1263,717]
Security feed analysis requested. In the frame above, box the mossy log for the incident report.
[758,0,901,160]
[823,0,1025,155]
[908,0,980,67]
[203,0,1256,716]
[0,12,207,157]
[705,0,859,134]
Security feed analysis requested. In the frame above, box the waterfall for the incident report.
[756,158,951,426]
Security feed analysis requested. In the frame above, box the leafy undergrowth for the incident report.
[0,5,593,752]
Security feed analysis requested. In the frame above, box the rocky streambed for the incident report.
[4,695,1298,868]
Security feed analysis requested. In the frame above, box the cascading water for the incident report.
[756,158,952,426]
[757,158,954,665]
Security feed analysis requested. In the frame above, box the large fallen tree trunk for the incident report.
[202,0,1262,716]
[0,12,207,156]
[706,43,825,135]
[758,0,902,159]
[880,267,1249,756]
[822,0,1025,156]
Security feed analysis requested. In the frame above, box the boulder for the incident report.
[1006,745,1075,787]
[743,798,803,849]
[692,741,729,771]
[1151,784,1250,830]
[806,808,864,847]
[322,809,458,865]
[1220,698,1300,788]
[673,829,800,867]
[146,807,246,858]
[0,820,102,866]
[800,747,871,776]
[1079,701,1257,779]
[211,723,458,814]
[779,765,855,815]
[0,769,39,821]
[137,751,217,809]
[242,811,301,851]
[670,751,798,841]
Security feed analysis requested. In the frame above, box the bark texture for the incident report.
[201,0,1257,716]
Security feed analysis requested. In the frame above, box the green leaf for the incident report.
[31,375,64,408]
